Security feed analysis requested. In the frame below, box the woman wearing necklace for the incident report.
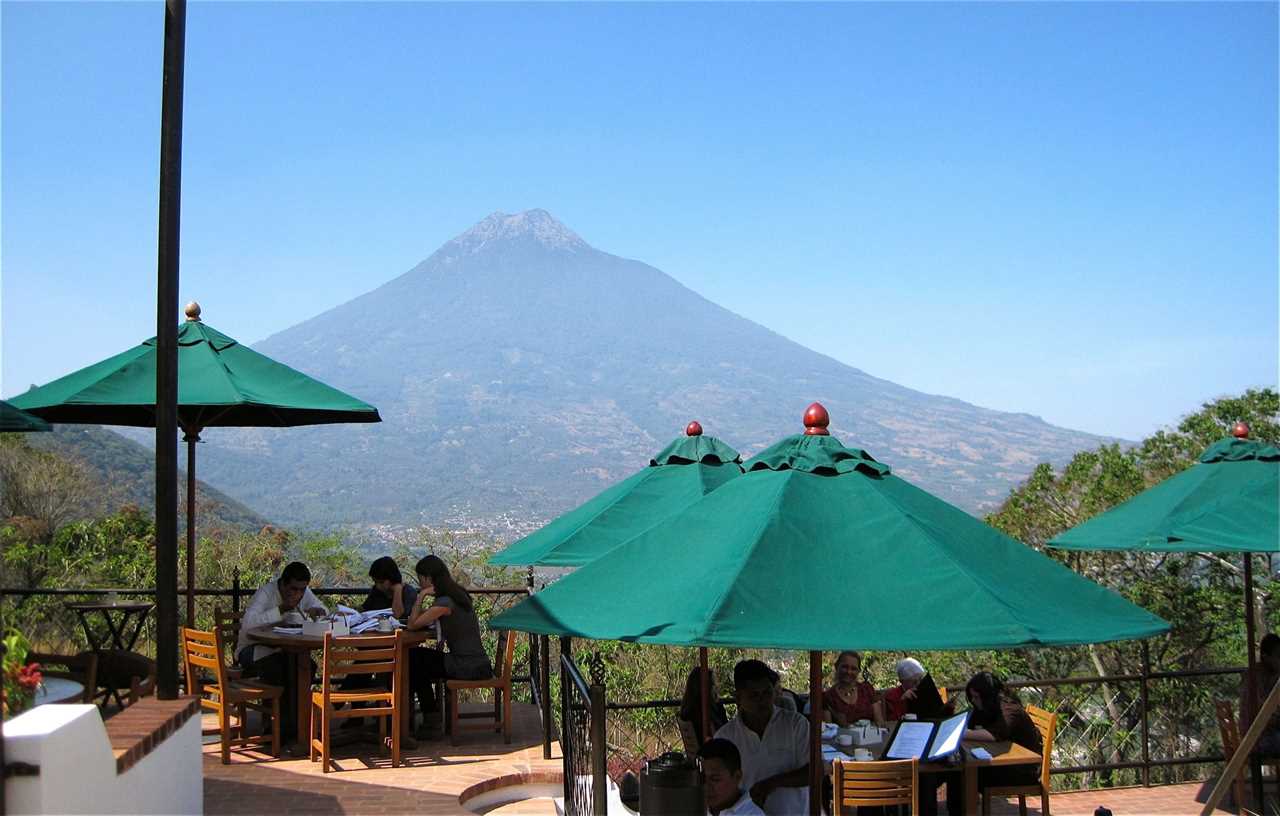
[821,650,878,726]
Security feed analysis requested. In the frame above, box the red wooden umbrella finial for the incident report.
[184,301,202,322]
[1232,421,1251,439]
[803,402,830,435]
[686,421,703,437]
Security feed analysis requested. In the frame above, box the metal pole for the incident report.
[809,650,822,816]
[232,568,241,615]
[184,430,198,626]
[1245,555,1259,723]
[560,636,572,810]
[153,0,187,702]
[542,634,552,760]
[1140,641,1151,787]
[699,647,711,749]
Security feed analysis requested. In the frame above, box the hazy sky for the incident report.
[3,2,1276,441]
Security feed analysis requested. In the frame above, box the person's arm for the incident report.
[390,583,406,618]
[408,597,452,631]
[302,587,327,618]
[241,585,282,630]
[749,765,810,807]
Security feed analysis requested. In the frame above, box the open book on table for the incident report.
[334,604,404,634]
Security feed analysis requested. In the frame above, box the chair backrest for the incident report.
[494,629,518,684]
[1216,699,1242,754]
[319,631,401,700]
[182,627,228,697]
[28,651,98,704]
[939,686,949,704]
[832,757,917,814]
[1026,704,1059,790]
[213,607,241,663]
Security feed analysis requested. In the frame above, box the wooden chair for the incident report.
[832,757,917,815]
[1216,699,1280,809]
[27,652,98,704]
[446,629,517,744]
[213,607,244,680]
[181,627,281,764]
[311,630,403,773]
[127,672,156,706]
[982,705,1057,816]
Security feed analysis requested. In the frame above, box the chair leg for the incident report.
[392,702,402,769]
[1018,793,1028,816]
[321,707,331,773]
[1040,788,1050,816]
[981,791,991,816]
[310,701,319,762]
[503,686,512,744]
[219,704,231,765]
[494,686,501,723]
[450,688,460,746]
[379,713,388,757]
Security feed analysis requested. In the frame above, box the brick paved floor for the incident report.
[203,704,1247,815]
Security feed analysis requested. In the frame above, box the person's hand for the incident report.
[306,606,326,620]
[749,779,774,807]
[278,602,295,614]
[902,688,917,701]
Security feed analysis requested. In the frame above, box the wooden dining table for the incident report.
[244,624,434,750]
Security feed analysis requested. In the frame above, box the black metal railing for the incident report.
[560,650,607,816]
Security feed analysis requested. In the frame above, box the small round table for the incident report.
[244,625,433,749]
[34,677,85,706]
[65,601,155,708]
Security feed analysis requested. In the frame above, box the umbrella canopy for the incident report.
[492,415,1169,651]
[0,400,51,432]
[11,303,380,622]
[9,308,380,429]
[1048,434,1279,554]
[489,422,743,567]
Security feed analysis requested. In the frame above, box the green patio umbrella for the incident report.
[10,302,381,621]
[493,403,1168,814]
[488,422,743,567]
[0,400,51,432]
[1049,424,1278,729]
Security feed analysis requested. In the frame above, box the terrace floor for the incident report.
[200,704,1239,815]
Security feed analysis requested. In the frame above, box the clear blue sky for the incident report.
[3,1,1276,441]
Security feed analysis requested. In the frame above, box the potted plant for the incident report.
[2,631,42,718]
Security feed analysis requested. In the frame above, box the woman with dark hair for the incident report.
[405,555,493,737]
[922,671,1044,815]
[360,556,418,617]
[678,667,729,751]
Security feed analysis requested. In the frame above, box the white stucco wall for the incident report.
[4,703,202,815]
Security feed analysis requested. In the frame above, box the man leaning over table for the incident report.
[714,659,810,815]
[235,561,328,738]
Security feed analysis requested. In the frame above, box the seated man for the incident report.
[360,556,418,617]
[235,561,327,737]
[701,738,766,816]
[714,659,810,815]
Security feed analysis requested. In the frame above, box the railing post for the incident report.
[542,634,552,760]
[588,653,608,816]
[232,569,241,615]
[1141,641,1151,787]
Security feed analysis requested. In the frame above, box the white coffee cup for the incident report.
[853,748,873,761]
[836,733,853,748]
[903,713,918,721]
[282,610,305,626]
[377,617,394,633]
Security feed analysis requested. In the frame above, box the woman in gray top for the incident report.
[407,555,493,737]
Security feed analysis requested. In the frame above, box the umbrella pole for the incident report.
[184,429,200,626]
[1245,554,1259,721]
[699,647,711,749]
[809,650,822,816]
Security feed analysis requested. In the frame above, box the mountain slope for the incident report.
[189,210,1110,529]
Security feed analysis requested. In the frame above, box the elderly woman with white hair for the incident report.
[880,657,940,722]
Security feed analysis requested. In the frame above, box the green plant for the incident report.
[3,631,42,718]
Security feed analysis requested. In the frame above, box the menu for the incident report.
[885,721,935,759]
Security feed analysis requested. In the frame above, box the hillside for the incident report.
[160,210,1110,530]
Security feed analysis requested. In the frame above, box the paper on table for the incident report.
[885,721,935,759]
[271,625,303,634]
[970,747,993,761]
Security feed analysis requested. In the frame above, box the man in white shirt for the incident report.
[714,660,810,815]
[235,562,327,738]
[701,738,766,816]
